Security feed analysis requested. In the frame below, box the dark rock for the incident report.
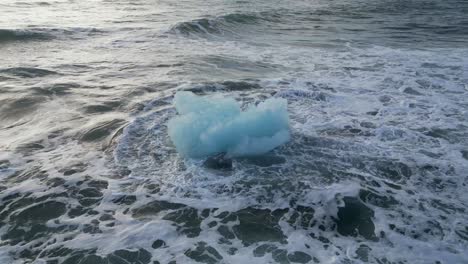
[203,153,232,170]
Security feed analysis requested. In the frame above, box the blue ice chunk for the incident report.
[168,91,290,158]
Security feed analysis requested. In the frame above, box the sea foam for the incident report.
[167,91,290,158]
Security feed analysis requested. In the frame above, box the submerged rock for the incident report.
[203,153,232,170]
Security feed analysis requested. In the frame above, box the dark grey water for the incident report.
[1,0,468,263]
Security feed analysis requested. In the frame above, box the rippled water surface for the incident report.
[1,0,468,263]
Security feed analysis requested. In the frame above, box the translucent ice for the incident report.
[168,91,290,158]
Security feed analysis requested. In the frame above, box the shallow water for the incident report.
[1,0,468,263]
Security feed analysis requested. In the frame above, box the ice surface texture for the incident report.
[168,92,290,158]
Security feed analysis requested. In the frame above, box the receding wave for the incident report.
[169,12,274,37]
[0,27,103,43]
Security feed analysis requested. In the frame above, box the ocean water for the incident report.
[1,0,468,263]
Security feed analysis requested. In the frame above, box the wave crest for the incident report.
[169,12,272,37]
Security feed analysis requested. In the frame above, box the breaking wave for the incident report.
[169,12,275,37]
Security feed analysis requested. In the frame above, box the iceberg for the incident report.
[167,91,290,158]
